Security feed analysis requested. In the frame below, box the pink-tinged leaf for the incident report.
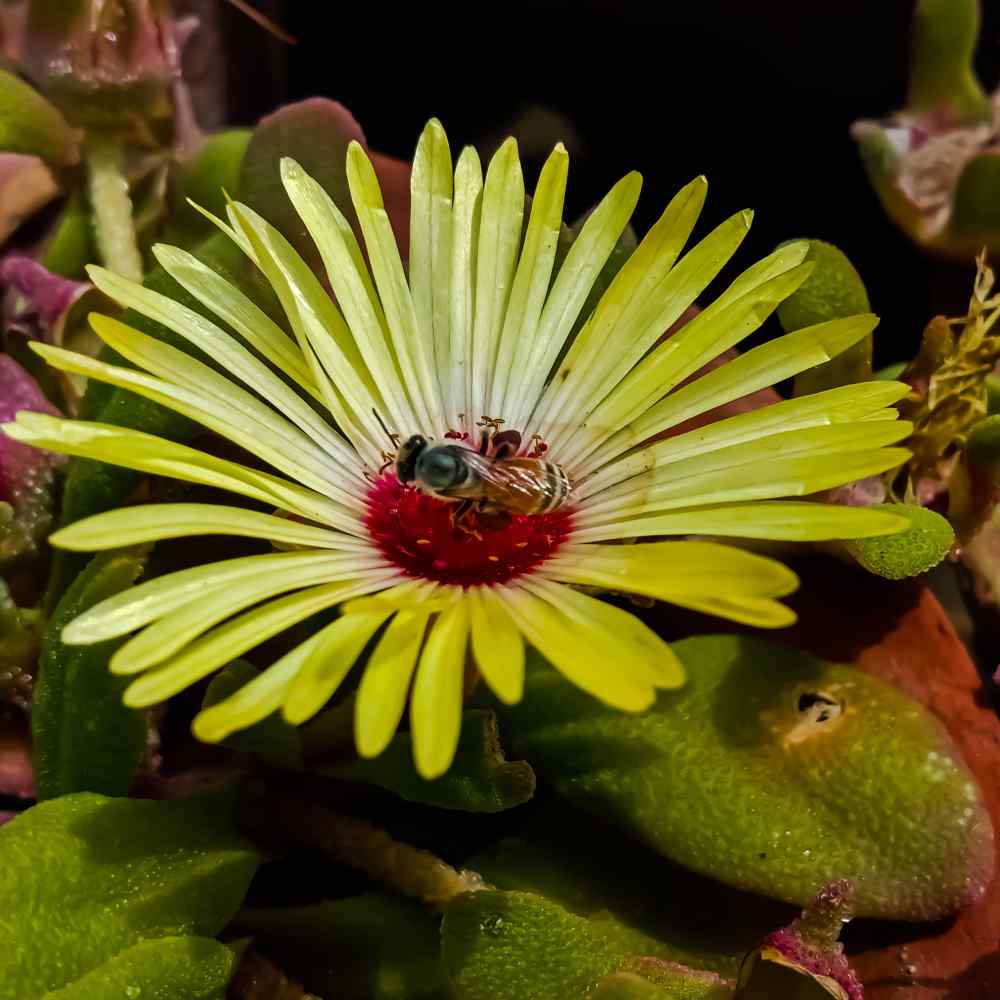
[0,722,33,800]
[0,153,60,244]
[0,355,62,560]
[0,254,90,342]
[737,882,863,1000]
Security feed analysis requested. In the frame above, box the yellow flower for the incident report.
[4,121,910,777]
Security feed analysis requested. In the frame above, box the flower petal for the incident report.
[63,550,376,645]
[532,181,740,443]
[227,200,385,463]
[123,574,395,707]
[49,503,366,552]
[665,593,798,628]
[506,171,642,429]
[572,500,909,543]
[111,554,380,675]
[467,585,525,704]
[279,157,418,437]
[562,256,813,470]
[355,608,431,758]
[578,444,910,526]
[488,143,568,418]
[410,599,470,779]
[493,583,659,712]
[470,137,524,420]
[580,420,912,520]
[621,314,880,448]
[3,412,356,529]
[447,146,483,429]
[578,380,910,497]
[281,608,393,725]
[347,142,445,433]
[192,628,326,742]
[410,120,454,409]
[150,243,320,400]
[542,540,799,600]
[33,333,362,511]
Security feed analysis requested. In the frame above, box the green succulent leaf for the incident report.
[775,240,872,396]
[32,550,148,800]
[42,936,240,1000]
[327,709,535,812]
[441,890,730,1000]
[469,816,782,978]
[951,154,1000,237]
[840,503,954,579]
[0,68,78,166]
[234,894,447,1000]
[201,660,302,770]
[168,129,253,246]
[0,792,259,999]
[907,0,992,123]
[501,635,993,920]
[239,98,366,273]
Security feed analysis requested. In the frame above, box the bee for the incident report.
[393,425,571,516]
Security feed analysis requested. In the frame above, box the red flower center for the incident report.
[364,474,574,587]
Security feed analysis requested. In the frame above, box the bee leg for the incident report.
[449,499,474,525]
[476,504,511,532]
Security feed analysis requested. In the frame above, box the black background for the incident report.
[220,0,1000,367]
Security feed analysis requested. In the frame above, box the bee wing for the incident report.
[459,451,551,504]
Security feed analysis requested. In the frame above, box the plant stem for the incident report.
[84,135,143,282]
[268,797,485,906]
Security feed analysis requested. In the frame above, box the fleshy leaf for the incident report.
[907,0,991,122]
[239,98,366,274]
[839,503,954,579]
[43,936,240,1000]
[775,240,871,396]
[501,636,993,920]
[327,709,535,812]
[441,889,732,1000]
[0,68,78,166]
[32,549,148,800]
[201,660,302,770]
[234,894,447,1000]
[0,791,258,998]
[469,809,786,978]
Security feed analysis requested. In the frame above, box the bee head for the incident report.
[415,445,465,491]
[395,435,427,483]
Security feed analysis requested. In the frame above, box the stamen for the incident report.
[364,474,573,587]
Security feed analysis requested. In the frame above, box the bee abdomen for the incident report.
[538,462,571,513]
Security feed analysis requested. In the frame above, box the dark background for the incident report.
[218,0,1000,367]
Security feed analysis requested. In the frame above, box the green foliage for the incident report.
[501,636,993,920]
[43,937,240,1000]
[239,98,365,272]
[235,894,447,1000]
[907,0,991,122]
[201,661,302,770]
[775,240,871,396]
[0,792,258,999]
[952,154,1000,236]
[329,710,535,812]
[32,550,148,799]
[841,504,954,579]
[441,890,728,1000]
[0,68,78,166]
